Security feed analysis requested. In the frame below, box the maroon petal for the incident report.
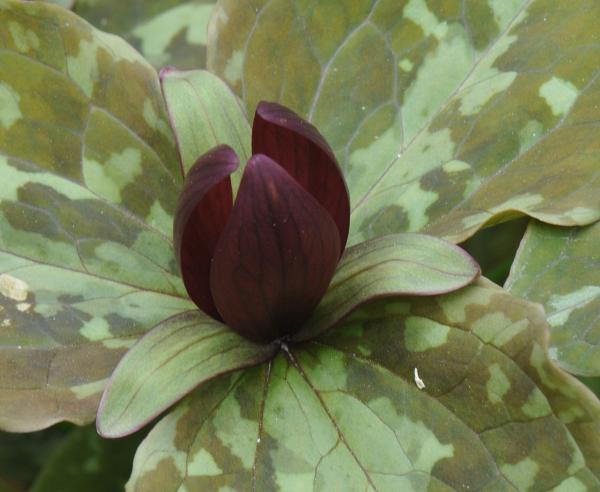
[210,154,341,343]
[174,145,239,319]
[252,101,350,253]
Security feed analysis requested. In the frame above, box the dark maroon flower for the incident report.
[174,102,350,344]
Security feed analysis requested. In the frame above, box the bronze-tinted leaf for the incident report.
[0,0,194,431]
[127,280,600,490]
[209,0,600,244]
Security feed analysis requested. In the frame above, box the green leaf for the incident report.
[0,0,192,431]
[42,0,75,9]
[209,0,600,244]
[294,233,480,341]
[73,0,216,69]
[160,68,251,184]
[506,221,600,377]
[97,311,277,438]
[126,280,600,490]
[31,425,145,492]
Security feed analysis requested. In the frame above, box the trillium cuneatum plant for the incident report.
[96,96,481,437]
[3,1,600,491]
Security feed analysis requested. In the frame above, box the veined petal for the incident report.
[174,145,239,319]
[210,154,341,343]
[252,101,350,252]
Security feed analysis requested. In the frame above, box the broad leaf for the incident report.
[97,311,277,438]
[127,280,600,490]
[506,221,600,377]
[73,0,216,69]
[209,0,600,244]
[0,0,191,431]
[31,425,145,492]
[294,233,480,341]
[160,68,250,182]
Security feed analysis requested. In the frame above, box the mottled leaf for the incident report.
[0,0,192,431]
[97,311,277,438]
[31,425,145,492]
[160,68,250,182]
[506,221,600,377]
[209,0,600,244]
[74,0,215,69]
[127,279,600,490]
[294,233,480,341]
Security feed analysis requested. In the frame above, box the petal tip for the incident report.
[251,102,350,252]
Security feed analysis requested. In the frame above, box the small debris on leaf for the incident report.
[414,368,425,390]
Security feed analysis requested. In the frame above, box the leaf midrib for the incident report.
[285,347,379,491]
[0,246,189,300]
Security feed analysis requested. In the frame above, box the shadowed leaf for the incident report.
[73,0,216,69]
[31,425,145,492]
[294,233,480,341]
[0,0,193,431]
[0,425,70,492]
[506,221,600,377]
[209,0,600,244]
[126,280,600,490]
[97,311,276,438]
